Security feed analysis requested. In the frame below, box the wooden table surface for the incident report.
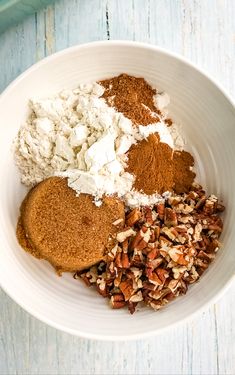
[0,1,235,374]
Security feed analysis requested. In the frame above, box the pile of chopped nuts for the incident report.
[75,184,225,314]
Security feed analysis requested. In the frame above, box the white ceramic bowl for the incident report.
[0,41,235,340]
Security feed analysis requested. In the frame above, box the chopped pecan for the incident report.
[148,270,164,286]
[156,203,165,220]
[128,301,138,314]
[119,279,134,301]
[147,247,159,260]
[131,230,148,250]
[144,206,155,225]
[111,293,124,302]
[168,247,189,266]
[116,227,136,242]
[148,288,170,301]
[156,268,169,283]
[114,270,123,287]
[164,208,178,227]
[216,203,225,212]
[131,253,144,267]
[126,208,141,226]
[75,187,224,314]
[149,257,163,269]
[203,195,218,215]
[167,279,181,293]
[154,226,161,239]
[110,297,126,309]
[115,251,122,268]
[129,290,143,303]
[97,277,109,297]
[142,281,157,291]
[121,252,130,268]
[195,196,206,209]
[79,273,93,287]
[161,227,177,241]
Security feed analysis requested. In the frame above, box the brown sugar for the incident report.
[17,177,125,273]
[100,73,161,125]
[126,134,195,195]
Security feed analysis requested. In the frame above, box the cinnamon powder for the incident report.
[126,134,174,195]
[173,150,195,194]
[101,73,196,195]
[100,74,161,125]
[126,134,195,195]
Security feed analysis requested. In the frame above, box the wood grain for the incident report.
[0,1,235,374]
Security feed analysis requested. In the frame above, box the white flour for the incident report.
[14,82,184,207]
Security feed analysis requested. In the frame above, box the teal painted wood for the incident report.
[0,1,235,374]
[0,0,55,34]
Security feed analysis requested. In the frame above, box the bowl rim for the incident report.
[0,40,235,341]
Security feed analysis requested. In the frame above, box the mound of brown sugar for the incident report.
[126,134,195,195]
[17,177,125,273]
[100,73,161,125]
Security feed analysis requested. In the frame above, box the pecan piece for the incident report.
[168,247,189,266]
[129,290,143,303]
[195,196,206,209]
[121,252,130,268]
[79,273,92,287]
[156,268,169,283]
[164,208,178,227]
[110,294,126,309]
[147,247,159,260]
[126,208,141,226]
[156,203,165,220]
[114,270,123,287]
[128,301,137,314]
[111,293,124,302]
[148,270,164,286]
[131,230,148,250]
[216,203,225,212]
[203,195,218,215]
[144,206,155,225]
[116,228,136,242]
[154,226,160,240]
[97,278,109,297]
[119,279,134,301]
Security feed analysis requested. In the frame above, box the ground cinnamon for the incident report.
[173,150,195,194]
[101,73,195,195]
[126,134,174,194]
[100,74,161,125]
[126,134,195,195]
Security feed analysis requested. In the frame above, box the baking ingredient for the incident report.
[154,91,170,111]
[173,150,196,194]
[126,134,174,194]
[76,186,224,313]
[126,134,195,195]
[101,74,185,150]
[17,177,125,273]
[101,73,161,125]
[14,82,138,187]
[14,79,182,205]
[123,190,171,209]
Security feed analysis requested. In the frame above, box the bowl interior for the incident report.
[0,42,235,339]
